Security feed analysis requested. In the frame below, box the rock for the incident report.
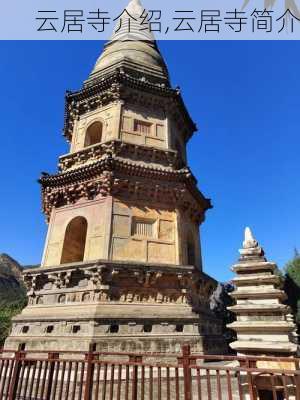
[0,254,26,305]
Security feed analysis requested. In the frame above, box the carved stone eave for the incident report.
[231,261,277,273]
[230,341,298,353]
[231,275,281,285]
[58,140,181,172]
[64,70,196,143]
[40,183,211,224]
[39,156,211,222]
[228,321,296,332]
[24,259,197,277]
[12,314,201,324]
[227,304,290,313]
[41,155,198,187]
[230,289,287,301]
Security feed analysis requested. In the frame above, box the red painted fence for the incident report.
[0,345,299,400]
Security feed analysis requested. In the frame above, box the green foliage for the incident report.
[0,253,28,346]
[285,253,300,285]
[284,251,300,323]
[0,297,27,346]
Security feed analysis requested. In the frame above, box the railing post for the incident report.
[245,359,256,400]
[84,343,96,400]
[45,352,59,400]
[129,355,142,400]
[8,344,24,400]
[181,345,192,400]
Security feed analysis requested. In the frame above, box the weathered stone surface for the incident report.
[5,260,225,353]
[0,254,25,305]
[86,0,169,86]
[228,227,298,356]
[5,0,226,355]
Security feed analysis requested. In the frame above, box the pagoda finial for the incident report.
[86,0,170,85]
[243,227,258,249]
[130,0,142,5]
[106,0,155,43]
[239,226,264,259]
[126,0,144,14]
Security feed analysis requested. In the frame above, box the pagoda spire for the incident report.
[239,226,265,260]
[242,227,257,248]
[85,0,169,87]
[110,0,155,42]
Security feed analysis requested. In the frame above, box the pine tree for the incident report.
[284,250,300,327]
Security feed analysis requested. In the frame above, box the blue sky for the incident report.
[0,41,299,282]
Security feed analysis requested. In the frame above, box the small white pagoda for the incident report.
[228,227,297,356]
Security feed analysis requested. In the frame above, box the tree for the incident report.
[0,298,27,346]
[284,250,300,329]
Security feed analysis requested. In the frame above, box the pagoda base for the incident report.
[5,333,225,355]
[5,260,227,355]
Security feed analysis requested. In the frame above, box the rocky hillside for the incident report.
[0,254,27,345]
[0,253,26,305]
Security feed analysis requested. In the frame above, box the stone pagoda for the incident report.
[5,0,225,354]
[228,227,297,356]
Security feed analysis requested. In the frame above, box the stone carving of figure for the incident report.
[126,292,133,303]
[99,291,105,301]
[58,294,66,304]
[82,292,91,302]
[120,293,126,302]
[156,293,163,303]
[68,293,76,302]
